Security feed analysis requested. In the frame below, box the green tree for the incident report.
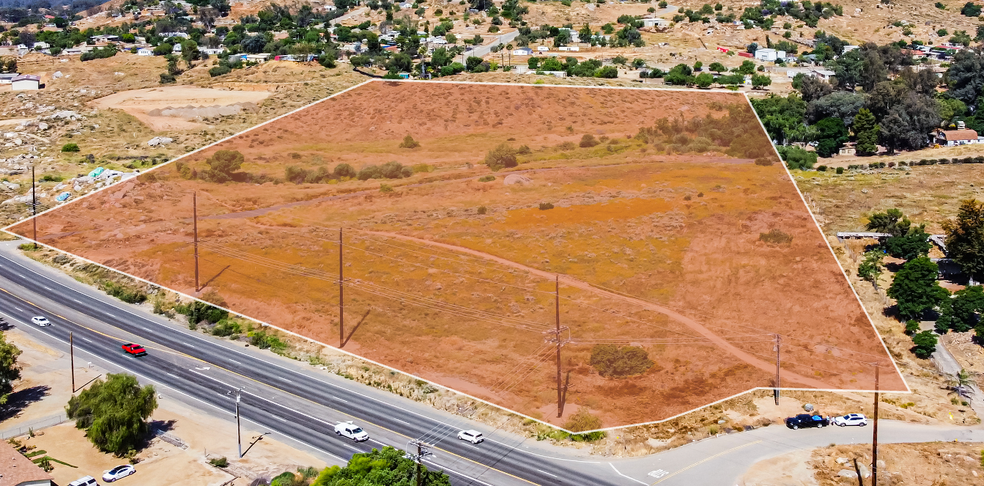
[751,73,772,89]
[866,208,911,236]
[204,150,245,182]
[708,62,726,73]
[857,250,884,287]
[312,446,450,486]
[65,374,158,456]
[951,285,984,330]
[695,72,714,88]
[942,199,984,283]
[814,117,848,157]
[853,107,879,156]
[831,49,863,90]
[0,332,21,405]
[737,59,756,75]
[589,344,653,378]
[911,330,938,359]
[888,257,949,320]
[884,227,931,261]
[484,144,518,171]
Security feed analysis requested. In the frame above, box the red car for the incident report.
[122,343,147,357]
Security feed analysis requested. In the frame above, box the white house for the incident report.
[198,47,224,55]
[753,48,786,62]
[934,128,980,147]
[512,47,533,56]
[558,46,580,51]
[0,73,17,84]
[137,48,153,56]
[537,45,550,52]
[11,74,40,91]
[641,18,670,28]
[842,45,859,53]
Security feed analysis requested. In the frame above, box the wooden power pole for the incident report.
[339,227,344,348]
[774,334,781,406]
[555,275,562,418]
[193,192,200,292]
[69,331,75,393]
[31,165,37,250]
[871,363,880,486]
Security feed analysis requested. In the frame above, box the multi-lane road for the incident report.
[1,242,982,486]
[0,243,627,486]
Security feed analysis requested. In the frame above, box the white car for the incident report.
[334,421,369,441]
[31,316,51,327]
[102,464,135,482]
[833,413,868,427]
[457,429,484,444]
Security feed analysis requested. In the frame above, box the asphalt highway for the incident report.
[0,247,626,486]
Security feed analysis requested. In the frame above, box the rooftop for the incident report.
[0,441,53,486]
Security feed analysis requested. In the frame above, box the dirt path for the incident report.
[358,230,835,389]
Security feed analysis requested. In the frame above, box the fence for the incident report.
[0,412,70,440]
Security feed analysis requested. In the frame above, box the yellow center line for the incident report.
[0,286,535,485]
[652,440,762,485]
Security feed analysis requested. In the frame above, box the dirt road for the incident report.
[358,230,835,389]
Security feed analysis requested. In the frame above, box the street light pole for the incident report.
[236,387,243,458]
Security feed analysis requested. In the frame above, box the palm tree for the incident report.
[950,368,973,399]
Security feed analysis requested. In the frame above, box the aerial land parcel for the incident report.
[7,81,906,429]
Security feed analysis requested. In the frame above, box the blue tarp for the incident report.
[56,191,70,202]
[88,167,104,178]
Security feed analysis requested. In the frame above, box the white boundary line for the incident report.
[609,463,648,486]
[1,80,909,436]
[742,90,911,394]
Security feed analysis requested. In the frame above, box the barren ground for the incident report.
[8,80,904,429]
[89,86,273,131]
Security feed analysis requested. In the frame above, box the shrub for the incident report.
[836,167,844,174]
[179,300,228,327]
[270,472,297,486]
[209,457,229,467]
[911,331,938,359]
[579,134,600,148]
[905,319,920,335]
[358,164,381,180]
[208,65,231,77]
[538,202,554,210]
[477,206,487,214]
[564,409,603,432]
[41,174,64,182]
[589,344,653,377]
[754,157,774,166]
[379,183,393,193]
[484,143,518,171]
[759,229,793,245]
[816,165,827,172]
[333,163,356,179]
[399,134,420,149]
[412,164,433,173]
[478,175,495,182]
[102,281,147,304]
[285,165,310,184]
[61,143,80,152]
[211,319,242,337]
[515,145,532,155]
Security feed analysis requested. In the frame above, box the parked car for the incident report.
[68,476,98,486]
[121,343,147,357]
[334,421,369,441]
[102,464,135,482]
[833,413,868,427]
[31,316,51,327]
[457,429,485,444]
[785,414,829,429]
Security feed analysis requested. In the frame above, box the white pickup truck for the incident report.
[334,421,369,442]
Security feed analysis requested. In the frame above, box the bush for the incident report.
[379,183,393,193]
[905,319,920,335]
[209,457,228,467]
[759,229,793,245]
[333,163,356,179]
[538,202,554,210]
[477,206,487,214]
[357,165,381,180]
[270,472,297,486]
[777,145,817,170]
[179,300,228,327]
[836,167,844,174]
[754,157,774,166]
[589,344,653,377]
[61,143,80,152]
[478,175,495,182]
[211,319,242,337]
[102,281,147,304]
[911,331,938,359]
[208,65,231,77]
[399,134,420,149]
[563,409,603,433]
[484,143,518,171]
[816,165,827,172]
[579,134,600,148]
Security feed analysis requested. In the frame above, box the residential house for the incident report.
[0,73,17,84]
[842,45,859,53]
[512,47,533,56]
[537,46,550,52]
[640,18,670,28]
[11,74,40,91]
[0,441,53,486]
[934,127,980,147]
[557,46,580,51]
[137,48,153,56]
[753,48,785,62]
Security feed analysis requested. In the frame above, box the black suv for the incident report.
[785,414,829,429]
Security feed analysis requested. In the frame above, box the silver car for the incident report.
[833,413,868,427]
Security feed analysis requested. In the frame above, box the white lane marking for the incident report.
[392,418,410,425]
[279,376,293,383]
[14,307,23,312]
[535,469,558,478]
[81,337,93,343]
[612,463,651,485]
[44,286,52,291]
[106,313,117,318]
[166,372,178,379]
[3,254,584,467]
[185,343,196,348]
[188,369,335,427]
[334,397,348,403]
[73,299,83,304]
[275,415,287,422]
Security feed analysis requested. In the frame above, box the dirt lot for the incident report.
[89,86,273,131]
[739,442,984,485]
[0,328,328,486]
[9,80,905,429]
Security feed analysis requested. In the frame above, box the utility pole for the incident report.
[871,363,880,486]
[774,334,781,406]
[69,331,75,393]
[339,227,344,348]
[543,276,570,418]
[31,165,37,250]
[406,439,431,486]
[236,387,243,458]
[193,192,200,292]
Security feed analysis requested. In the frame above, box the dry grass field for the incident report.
[7,81,905,429]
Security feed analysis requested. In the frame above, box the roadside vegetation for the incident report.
[65,373,158,458]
